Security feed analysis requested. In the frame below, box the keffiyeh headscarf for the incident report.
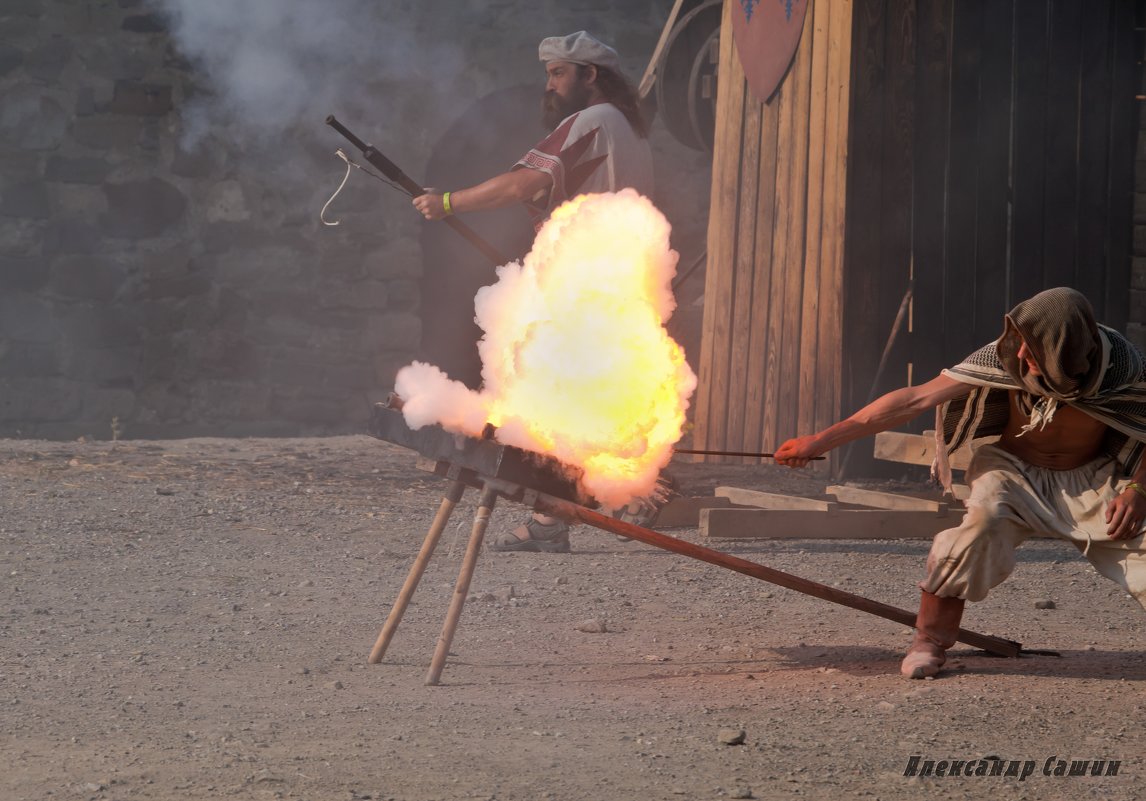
[933,287,1146,491]
[998,287,1104,433]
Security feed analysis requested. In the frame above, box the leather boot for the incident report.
[900,591,965,679]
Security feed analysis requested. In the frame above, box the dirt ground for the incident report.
[3,434,1145,801]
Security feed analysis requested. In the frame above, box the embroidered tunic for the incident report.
[514,102,653,229]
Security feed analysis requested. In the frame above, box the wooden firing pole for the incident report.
[638,0,686,99]
[368,479,466,664]
[534,496,1022,658]
[425,485,499,685]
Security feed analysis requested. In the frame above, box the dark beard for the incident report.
[541,88,589,131]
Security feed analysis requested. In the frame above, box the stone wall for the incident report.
[0,0,713,439]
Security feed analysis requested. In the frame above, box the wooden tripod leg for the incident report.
[425,485,498,686]
[368,479,466,664]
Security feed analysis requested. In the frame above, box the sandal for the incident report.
[488,517,571,553]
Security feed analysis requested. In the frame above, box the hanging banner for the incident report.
[730,0,810,102]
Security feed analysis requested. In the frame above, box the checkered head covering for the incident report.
[997,287,1103,401]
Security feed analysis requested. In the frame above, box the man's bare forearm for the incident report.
[795,375,972,458]
[807,385,936,453]
[451,169,550,214]
[412,168,553,220]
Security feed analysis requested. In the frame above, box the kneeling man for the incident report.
[775,287,1146,678]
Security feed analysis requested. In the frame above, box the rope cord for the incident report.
[320,148,409,226]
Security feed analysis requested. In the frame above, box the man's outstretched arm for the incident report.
[412,168,553,220]
[774,374,972,467]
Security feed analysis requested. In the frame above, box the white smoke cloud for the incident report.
[153,0,463,147]
[394,361,488,436]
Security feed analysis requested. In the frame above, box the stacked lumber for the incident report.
[700,484,960,540]
[642,430,1049,540]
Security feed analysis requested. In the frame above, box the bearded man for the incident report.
[413,30,653,231]
[775,287,1146,678]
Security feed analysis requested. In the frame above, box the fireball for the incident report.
[395,190,697,509]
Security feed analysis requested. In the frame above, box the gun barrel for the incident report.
[325,115,368,152]
[324,114,510,268]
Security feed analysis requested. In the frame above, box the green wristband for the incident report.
[442,191,452,215]
[1127,482,1146,500]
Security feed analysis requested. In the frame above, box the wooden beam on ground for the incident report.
[700,507,962,540]
[701,506,1054,540]
[872,430,991,470]
[649,495,734,528]
[715,486,836,512]
[826,485,950,516]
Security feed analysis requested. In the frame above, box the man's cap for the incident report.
[538,31,621,73]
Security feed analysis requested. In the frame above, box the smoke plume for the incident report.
[153,0,462,149]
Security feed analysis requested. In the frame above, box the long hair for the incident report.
[582,65,648,139]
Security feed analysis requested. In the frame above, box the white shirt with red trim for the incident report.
[514,102,653,229]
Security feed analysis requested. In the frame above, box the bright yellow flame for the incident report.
[395,190,697,509]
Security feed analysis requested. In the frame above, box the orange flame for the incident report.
[395,190,697,509]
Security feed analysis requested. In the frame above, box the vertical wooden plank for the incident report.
[1042,0,1084,289]
[943,0,985,364]
[724,92,765,460]
[972,0,1014,342]
[817,0,855,472]
[911,0,954,386]
[1075,1,1113,313]
[696,0,743,455]
[742,104,781,455]
[841,0,887,420]
[760,39,800,452]
[1104,0,1137,329]
[798,0,832,439]
[1010,0,1051,305]
[773,4,815,449]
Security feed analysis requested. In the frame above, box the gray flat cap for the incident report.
[538,31,621,73]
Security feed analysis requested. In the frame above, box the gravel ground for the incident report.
[2,435,1145,801]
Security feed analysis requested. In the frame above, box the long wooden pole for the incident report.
[534,496,1022,658]
[368,479,465,664]
[638,0,687,99]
